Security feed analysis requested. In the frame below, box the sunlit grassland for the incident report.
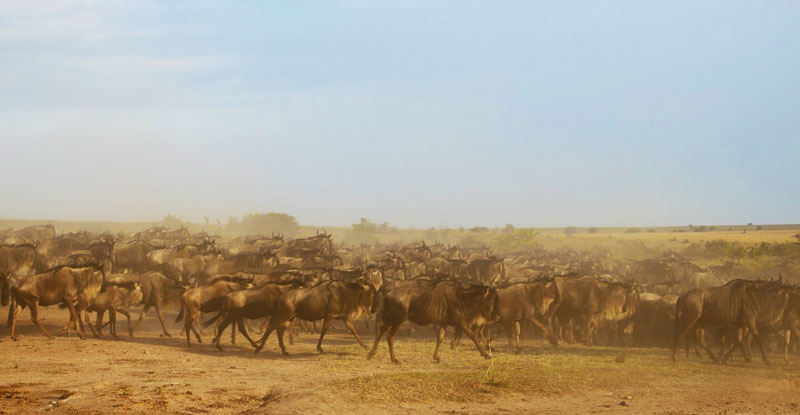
[302,336,800,404]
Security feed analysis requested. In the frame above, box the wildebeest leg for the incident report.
[694,326,718,363]
[386,323,404,364]
[747,319,770,365]
[118,309,133,337]
[672,312,701,362]
[513,321,521,352]
[65,301,85,340]
[237,317,259,348]
[450,327,462,349]
[134,304,150,330]
[343,319,368,350]
[82,309,100,338]
[109,310,119,339]
[258,317,268,334]
[458,321,491,359]
[432,325,447,363]
[316,317,333,353]
[153,302,172,337]
[230,318,236,345]
[214,316,234,350]
[276,323,291,355]
[367,322,391,360]
[30,301,53,339]
[10,303,24,340]
[95,309,107,337]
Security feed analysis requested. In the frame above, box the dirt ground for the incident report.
[1,306,799,415]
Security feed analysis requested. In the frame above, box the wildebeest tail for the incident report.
[201,311,223,328]
[0,275,9,306]
[6,287,17,328]
[672,295,684,349]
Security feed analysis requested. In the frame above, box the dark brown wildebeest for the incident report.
[718,279,795,364]
[178,275,253,347]
[466,256,505,285]
[254,279,376,355]
[204,280,304,350]
[781,287,800,362]
[672,279,784,364]
[632,292,662,347]
[367,281,499,364]
[484,279,562,350]
[554,276,639,346]
[85,281,143,339]
[279,232,335,257]
[7,264,106,340]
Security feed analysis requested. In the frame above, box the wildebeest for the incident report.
[0,243,42,279]
[203,281,303,350]
[672,279,785,364]
[367,281,499,364]
[466,256,505,285]
[7,264,106,340]
[554,276,639,346]
[254,279,376,355]
[717,279,794,364]
[484,279,562,350]
[107,271,187,337]
[178,275,253,346]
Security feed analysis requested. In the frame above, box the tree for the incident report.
[564,227,578,235]
[239,212,299,236]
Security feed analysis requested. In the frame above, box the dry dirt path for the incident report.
[1,306,799,414]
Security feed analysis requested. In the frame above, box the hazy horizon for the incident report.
[1,1,798,228]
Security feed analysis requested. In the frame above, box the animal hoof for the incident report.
[366,353,375,360]
[433,357,441,363]
[392,359,401,365]
[484,354,492,360]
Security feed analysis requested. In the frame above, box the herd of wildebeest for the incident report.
[1,224,799,366]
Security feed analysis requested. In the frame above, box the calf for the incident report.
[367,281,499,364]
[86,281,143,339]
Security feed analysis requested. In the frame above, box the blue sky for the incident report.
[0,1,798,227]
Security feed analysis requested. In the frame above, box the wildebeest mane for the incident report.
[0,242,38,249]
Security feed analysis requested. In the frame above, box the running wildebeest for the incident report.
[367,281,500,364]
[203,280,304,350]
[672,279,784,364]
[178,275,253,346]
[254,279,376,355]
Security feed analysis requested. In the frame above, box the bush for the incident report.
[587,227,598,234]
[564,227,578,235]
[624,228,641,233]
